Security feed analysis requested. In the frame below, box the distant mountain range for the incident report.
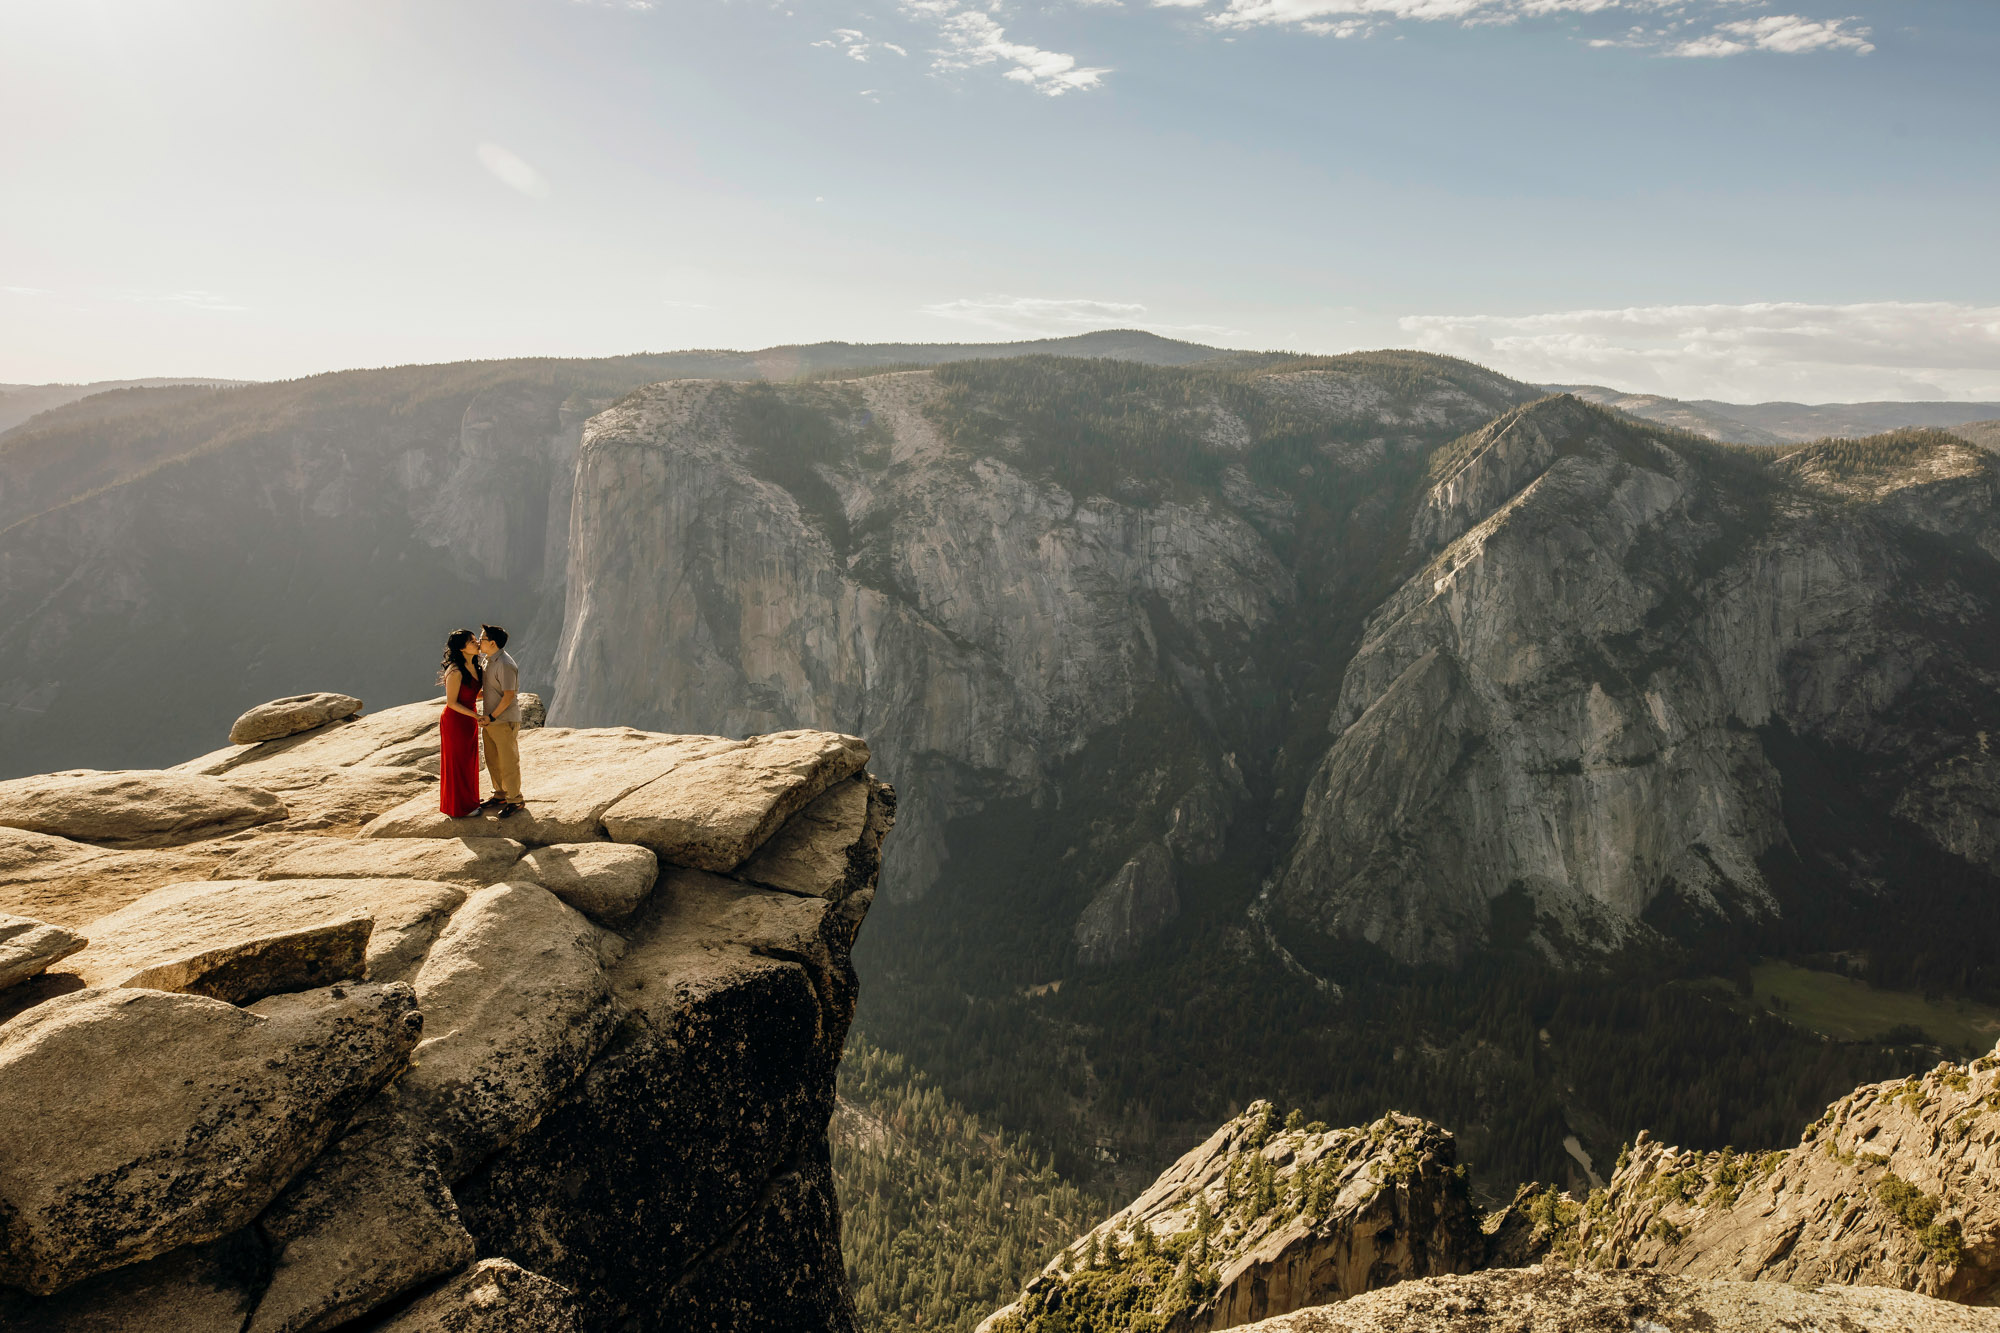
[1550,383,2000,446]
[12,336,1994,454]
[0,378,250,436]
[0,331,1226,442]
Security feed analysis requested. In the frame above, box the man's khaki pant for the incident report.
[483,722,522,803]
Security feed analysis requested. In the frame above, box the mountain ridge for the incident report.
[1552,382,2000,445]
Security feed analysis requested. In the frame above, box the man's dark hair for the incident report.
[480,624,509,651]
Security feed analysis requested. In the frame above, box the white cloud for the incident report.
[1399,302,2000,402]
[475,142,549,198]
[1669,14,1872,57]
[923,294,1240,339]
[813,28,909,61]
[902,2,1111,95]
[1191,0,1874,57]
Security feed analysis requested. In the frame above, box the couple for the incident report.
[437,625,525,819]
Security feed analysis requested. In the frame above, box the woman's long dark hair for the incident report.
[438,628,483,690]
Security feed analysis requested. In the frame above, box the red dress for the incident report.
[439,675,481,816]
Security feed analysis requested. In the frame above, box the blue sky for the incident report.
[3,0,1997,400]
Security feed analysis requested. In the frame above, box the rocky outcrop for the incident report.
[985,1051,2000,1331]
[1074,842,1179,966]
[231,694,365,745]
[0,983,421,1293]
[1234,1265,2000,1333]
[730,775,886,901]
[1274,404,2000,964]
[0,693,894,1332]
[979,1101,1480,1333]
[1547,1042,2000,1305]
[515,843,659,923]
[361,729,746,845]
[600,730,870,871]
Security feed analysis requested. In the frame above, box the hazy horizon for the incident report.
[8,330,2000,417]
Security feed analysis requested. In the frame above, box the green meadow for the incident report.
[1740,961,2000,1053]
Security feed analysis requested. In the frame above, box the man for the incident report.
[475,624,525,815]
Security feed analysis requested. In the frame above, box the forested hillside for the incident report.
[832,1040,1107,1333]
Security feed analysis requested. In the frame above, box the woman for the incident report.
[438,628,484,817]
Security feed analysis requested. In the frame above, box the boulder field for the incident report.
[0,695,893,1332]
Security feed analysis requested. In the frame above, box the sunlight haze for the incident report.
[4,0,1996,399]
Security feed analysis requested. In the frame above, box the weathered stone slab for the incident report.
[0,828,230,929]
[237,836,526,885]
[391,883,617,1177]
[364,737,443,775]
[602,731,869,872]
[515,843,659,924]
[0,770,287,849]
[0,982,421,1294]
[73,878,467,991]
[0,1231,267,1333]
[178,700,444,779]
[735,776,886,900]
[0,914,87,990]
[230,694,365,745]
[363,729,741,846]
[254,767,437,833]
[248,1120,475,1333]
[369,1259,582,1333]
[116,916,372,1006]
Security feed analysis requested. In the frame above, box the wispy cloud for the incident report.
[1186,1,1873,57]
[813,28,909,61]
[475,142,550,198]
[1400,301,2000,402]
[902,2,1112,95]
[1668,14,1873,56]
[923,294,1240,338]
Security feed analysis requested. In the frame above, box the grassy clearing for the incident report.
[1737,961,2000,1052]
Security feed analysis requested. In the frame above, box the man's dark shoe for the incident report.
[474,796,505,813]
[498,801,527,817]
